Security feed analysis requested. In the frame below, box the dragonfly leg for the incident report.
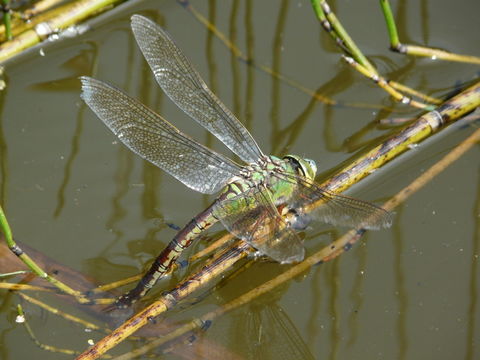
[114,202,219,308]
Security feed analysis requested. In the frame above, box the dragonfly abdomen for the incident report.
[114,196,226,308]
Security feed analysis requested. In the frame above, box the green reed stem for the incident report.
[0,204,90,303]
[1,0,12,41]
[379,0,399,47]
[310,0,376,74]
[379,0,480,64]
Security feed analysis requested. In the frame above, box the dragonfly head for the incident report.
[283,155,317,181]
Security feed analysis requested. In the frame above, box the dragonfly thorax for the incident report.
[237,156,283,187]
[225,155,315,204]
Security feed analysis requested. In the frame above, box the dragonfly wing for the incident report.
[81,77,242,194]
[274,172,392,230]
[130,15,264,164]
[213,187,305,264]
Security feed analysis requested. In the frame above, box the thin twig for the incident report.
[18,293,102,331]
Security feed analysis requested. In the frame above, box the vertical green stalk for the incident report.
[1,0,12,41]
[379,0,400,49]
[0,204,90,303]
[378,0,480,63]
[0,205,50,286]
[0,204,14,249]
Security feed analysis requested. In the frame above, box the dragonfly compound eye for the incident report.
[283,155,317,180]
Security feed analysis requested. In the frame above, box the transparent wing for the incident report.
[273,171,392,230]
[80,76,242,194]
[240,303,316,360]
[213,187,305,264]
[130,14,264,164]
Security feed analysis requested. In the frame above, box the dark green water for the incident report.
[0,0,479,358]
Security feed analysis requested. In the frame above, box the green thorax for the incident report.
[223,154,317,204]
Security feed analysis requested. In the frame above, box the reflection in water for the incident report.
[0,88,8,208]
[270,0,290,154]
[54,103,84,218]
[346,241,367,348]
[393,205,408,360]
[244,0,255,131]
[104,146,133,254]
[51,49,99,217]
[233,302,315,360]
[2,1,479,359]
[466,178,480,360]
[206,0,220,209]
[228,0,242,126]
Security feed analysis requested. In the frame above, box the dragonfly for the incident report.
[81,15,392,307]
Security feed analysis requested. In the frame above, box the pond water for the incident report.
[0,0,479,359]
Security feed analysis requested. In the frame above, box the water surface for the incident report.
[0,0,479,359]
